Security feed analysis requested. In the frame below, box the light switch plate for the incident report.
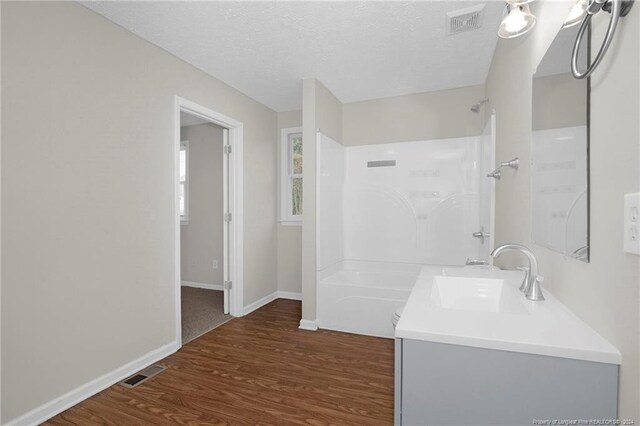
[624,193,640,255]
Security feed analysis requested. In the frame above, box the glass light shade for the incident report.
[498,4,537,39]
[562,0,588,28]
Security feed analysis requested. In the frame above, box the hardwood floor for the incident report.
[43,299,395,425]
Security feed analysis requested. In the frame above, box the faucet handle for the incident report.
[465,258,489,266]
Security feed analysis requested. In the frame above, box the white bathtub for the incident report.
[317,261,422,338]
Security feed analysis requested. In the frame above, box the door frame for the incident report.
[174,96,244,346]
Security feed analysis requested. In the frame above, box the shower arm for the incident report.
[487,157,519,180]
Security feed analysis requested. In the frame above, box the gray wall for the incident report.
[486,1,639,418]
[277,110,303,295]
[532,73,587,130]
[342,84,485,146]
[1,2,277,422]
[180,123,224,286]
[301,79,343,322]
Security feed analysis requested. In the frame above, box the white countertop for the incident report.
[395,265,621,365]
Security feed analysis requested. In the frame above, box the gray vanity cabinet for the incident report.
[394,338,619,426]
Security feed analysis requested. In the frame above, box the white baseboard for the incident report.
[181,281,223,291]
[243,291,302,316]
[277,291,302,300]
[5,340,179,426]
[299,319,318,331]
[243,291,278,315]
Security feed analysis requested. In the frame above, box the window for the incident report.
[280,127,303,224]
[180,141,189,224]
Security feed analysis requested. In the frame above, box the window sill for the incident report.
[280,220,302,227]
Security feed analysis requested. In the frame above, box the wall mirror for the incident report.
[532,25,589,262]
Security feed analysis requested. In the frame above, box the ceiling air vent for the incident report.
[446,5,485,36]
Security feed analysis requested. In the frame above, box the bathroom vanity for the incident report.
[394,266,620,426]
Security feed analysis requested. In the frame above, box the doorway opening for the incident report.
[174,97,244,346]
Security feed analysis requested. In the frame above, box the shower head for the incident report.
[471,98,489,113]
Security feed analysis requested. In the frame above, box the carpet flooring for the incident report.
[181,286,232,344]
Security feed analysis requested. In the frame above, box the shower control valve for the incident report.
[472,226,490,244]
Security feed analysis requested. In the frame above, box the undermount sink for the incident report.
[430,274,530,315]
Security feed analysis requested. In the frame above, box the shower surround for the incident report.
[316,125,493,337]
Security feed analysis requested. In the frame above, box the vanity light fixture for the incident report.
[498,3,536,39]
[569,0,634,79]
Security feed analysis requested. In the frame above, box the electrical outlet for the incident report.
[624,193,640,255]
[212,260,218,270]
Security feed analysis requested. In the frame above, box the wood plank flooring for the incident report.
[43,299,395,425]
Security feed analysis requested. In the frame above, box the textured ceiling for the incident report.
[82,1,504,112]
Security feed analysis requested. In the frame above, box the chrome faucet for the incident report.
[490,244,545,301]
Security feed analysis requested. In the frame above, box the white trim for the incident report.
[5,341,179,426]
[299,319,318,331]
[222,127,230,315]
[243,292,278,315]
[489,111,496,253]
[175,97,245,351]
[314,132,323,329]
[181,281,224,291]
[277,291,302,300]
[280,126,303,223]
[179,140,190,224]
[240,292,302,316]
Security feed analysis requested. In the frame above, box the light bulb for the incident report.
[505,8,527,32]
[498,4,536,39]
